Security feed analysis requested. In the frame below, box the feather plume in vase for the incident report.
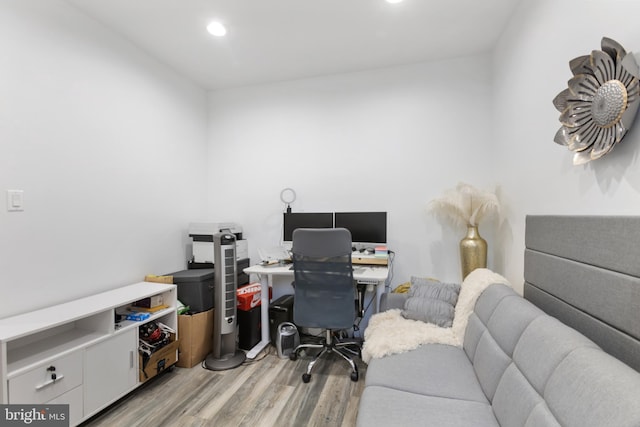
[427,183,500,228]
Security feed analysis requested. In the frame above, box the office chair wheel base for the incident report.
[289,352,298,361]
[302,373,311,383]
[351,371,359,382]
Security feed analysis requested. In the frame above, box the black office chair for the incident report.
[288,228,361,383]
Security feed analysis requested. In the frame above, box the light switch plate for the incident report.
[7,190,24,212]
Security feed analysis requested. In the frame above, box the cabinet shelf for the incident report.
[115,307,176,333]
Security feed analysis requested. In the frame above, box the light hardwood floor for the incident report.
[82,346,367,427]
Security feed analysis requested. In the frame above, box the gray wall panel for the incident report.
[525,216,640,278]
[524,215,640,372]
[524,250,640,340]
[524,284,640,373]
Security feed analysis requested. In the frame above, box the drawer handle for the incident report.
[35,374,64,391]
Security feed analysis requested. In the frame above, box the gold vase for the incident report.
[459,224,487,280]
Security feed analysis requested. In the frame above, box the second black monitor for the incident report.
[334,211,387,245]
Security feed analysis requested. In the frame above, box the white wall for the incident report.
[493,0,640,292]
[0,1,208,318]
[10,0,634,319]
[207,56,498,293]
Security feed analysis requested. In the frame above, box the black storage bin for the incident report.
[237,306,261,350]
[187,258,251,287]
[269,294,294,342]
[170,269,214,313]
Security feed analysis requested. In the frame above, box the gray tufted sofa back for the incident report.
[464,284,640,427]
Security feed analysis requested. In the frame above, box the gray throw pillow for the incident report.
[401,277,461,327]
[402,296,455,327]
[408,277,460,306]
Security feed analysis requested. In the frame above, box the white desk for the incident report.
[242,263,389,359]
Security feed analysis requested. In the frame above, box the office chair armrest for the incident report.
[380,293,408,312]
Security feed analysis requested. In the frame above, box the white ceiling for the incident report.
[64,0,522,90]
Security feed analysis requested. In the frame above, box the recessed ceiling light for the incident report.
[386,0,404,3]
[207,21,227,37]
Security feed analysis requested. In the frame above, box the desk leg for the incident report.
[375,280,384,313]
[245,273,272,359]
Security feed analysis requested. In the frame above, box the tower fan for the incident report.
[204,231,246,370]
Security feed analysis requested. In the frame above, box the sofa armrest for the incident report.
[380,293,408,312]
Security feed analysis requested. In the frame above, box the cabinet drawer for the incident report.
[9,351,83,404]
[48,385,83,427]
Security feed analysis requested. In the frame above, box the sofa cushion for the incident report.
[473,284,517,325]
[486,295,545,357]
[464,284,518,360]
[467,284,546,401]
[492,363,555,427]
[524,405,562,427]
[365,343,488,403]
[472,331,511,401]
[513,315,598,395]
[462,312,484,360]
[544,347,640,427]
[357,386,499,427]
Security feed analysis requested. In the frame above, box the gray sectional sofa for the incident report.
[357,283,640,427]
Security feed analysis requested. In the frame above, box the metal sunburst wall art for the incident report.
[553,37,640,165]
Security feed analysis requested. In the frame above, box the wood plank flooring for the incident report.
[81,346,366,427]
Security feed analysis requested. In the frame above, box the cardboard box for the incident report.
[176,309,214,368]
[144,275,174,284]
[139,332,178,382]
[133,294,165,308]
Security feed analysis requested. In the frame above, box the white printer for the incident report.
[188,222,249,264]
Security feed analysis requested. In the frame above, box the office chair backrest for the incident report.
[291,228,355,330]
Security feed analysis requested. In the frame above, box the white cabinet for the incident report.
[83,328,137,417]
[0,282,177,426]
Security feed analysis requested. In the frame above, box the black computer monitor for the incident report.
[283,212,334,242]
[334,212,387,245]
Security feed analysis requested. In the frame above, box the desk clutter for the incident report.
[144,222,289,369]
[140,268,273,370]
[351,245,389,266]
[110,279,181,382]
[171,283,288,363]
[167,259,251,366]
[258,245,391,267]
[112,276,172,324]
[138,321,178,382]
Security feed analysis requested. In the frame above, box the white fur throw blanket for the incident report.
[362,268,511,363]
